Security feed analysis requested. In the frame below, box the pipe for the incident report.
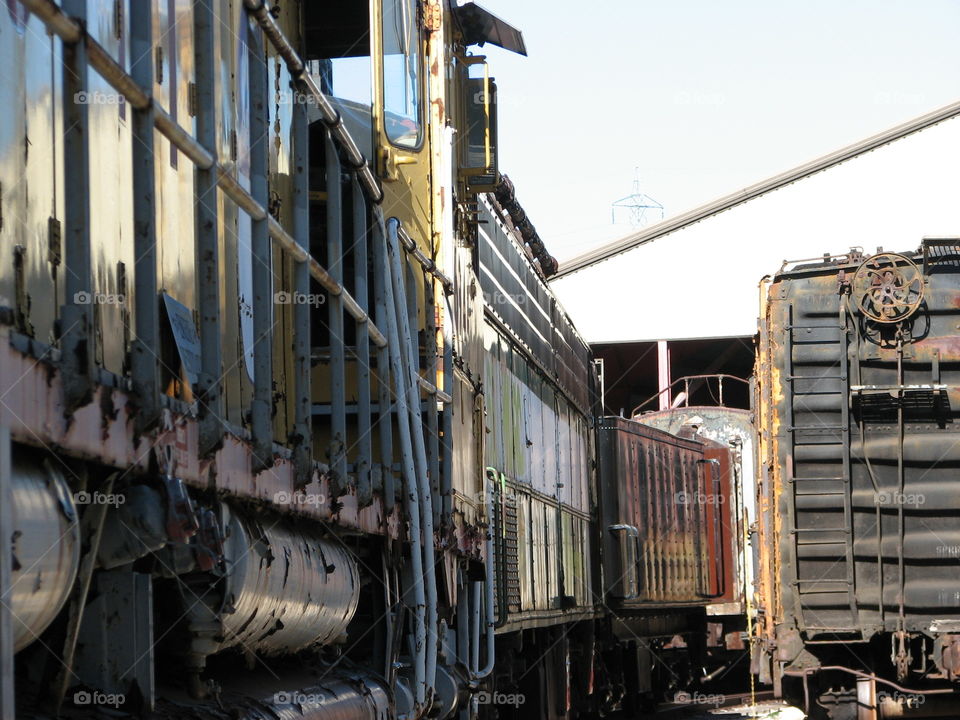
[396,224,453,294]
[474,474,496,680]
[470,581,482,684]
[5,457,79,652]
[162,676,392,720]
[377,216,427,710]
[217,505,360,655]
[783,666,955,695]
[387,219,439,697]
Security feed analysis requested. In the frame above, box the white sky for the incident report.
[471,1,960,340]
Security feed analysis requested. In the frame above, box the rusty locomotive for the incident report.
[0,0,750,718]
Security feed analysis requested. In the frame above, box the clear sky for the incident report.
[472,0,960,261]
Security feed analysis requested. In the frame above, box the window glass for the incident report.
[382,0,422,148]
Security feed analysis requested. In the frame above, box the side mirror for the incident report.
[458,59,498,190]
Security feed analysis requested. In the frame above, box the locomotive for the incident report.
[755,244,960,719]
[0,0,750,718]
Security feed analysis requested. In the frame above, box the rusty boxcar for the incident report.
[755,244,960,718]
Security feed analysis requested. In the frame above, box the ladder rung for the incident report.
[787,324,845,330]
[788,375,846,381]
[795,490,846,497]
[797,540,849,546]
[794,527,849,533]
[792,477,846,482]
[795,578,851,585]
[789,425,846,431]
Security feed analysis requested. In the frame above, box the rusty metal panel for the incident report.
[598,416,715,605]
[763,248,960,644]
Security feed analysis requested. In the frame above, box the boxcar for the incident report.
[755,244,960,717]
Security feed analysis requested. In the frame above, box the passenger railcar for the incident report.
[755,244,960,719]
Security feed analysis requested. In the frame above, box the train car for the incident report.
[755,244,960,719]
[0,0,531,717]
[593,415,748,714]
[0,0,757,718]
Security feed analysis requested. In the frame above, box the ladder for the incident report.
[785,302,861,638]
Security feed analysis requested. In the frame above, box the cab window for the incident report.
[381,0,422,148]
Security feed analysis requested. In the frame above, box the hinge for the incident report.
[188,82,198,117]
[156,46,164,84]
[48,216,62,266]
[230,130,238,161]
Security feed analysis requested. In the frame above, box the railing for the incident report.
[10,1,454,715]
[631,373,750,416]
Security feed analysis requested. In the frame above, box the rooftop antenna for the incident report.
[611,168,663,228]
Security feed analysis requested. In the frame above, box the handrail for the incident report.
[242,0,383,202]
[15,0,387,347]
[631,373,750,416]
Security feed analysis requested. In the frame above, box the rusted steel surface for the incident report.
[756,245,960,683]
[598,416,732,606]
[0,330,393,535]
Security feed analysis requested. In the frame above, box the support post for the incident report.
[0,425,13,719]
[61,0,94,411]
[249,26,273,470]
[194,0,224,454]
[326,133,347,493]
[292,94,312,485]
[657,339,671,411]
[353,178,372,505]
[129,0,161,432]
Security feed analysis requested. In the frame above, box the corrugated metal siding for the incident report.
[767,250,960,637]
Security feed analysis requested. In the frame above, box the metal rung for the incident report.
[796,540,849,547]
[787,324,845,330]
[793,389,844,396]
[793,439,845,445]
[795,578,851,585]
[788,374,846,381]
[794,490,846,497]
[792,477,846,482]
[789,425,846,431]
[804,626,861,632]
[793,527,849,533]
